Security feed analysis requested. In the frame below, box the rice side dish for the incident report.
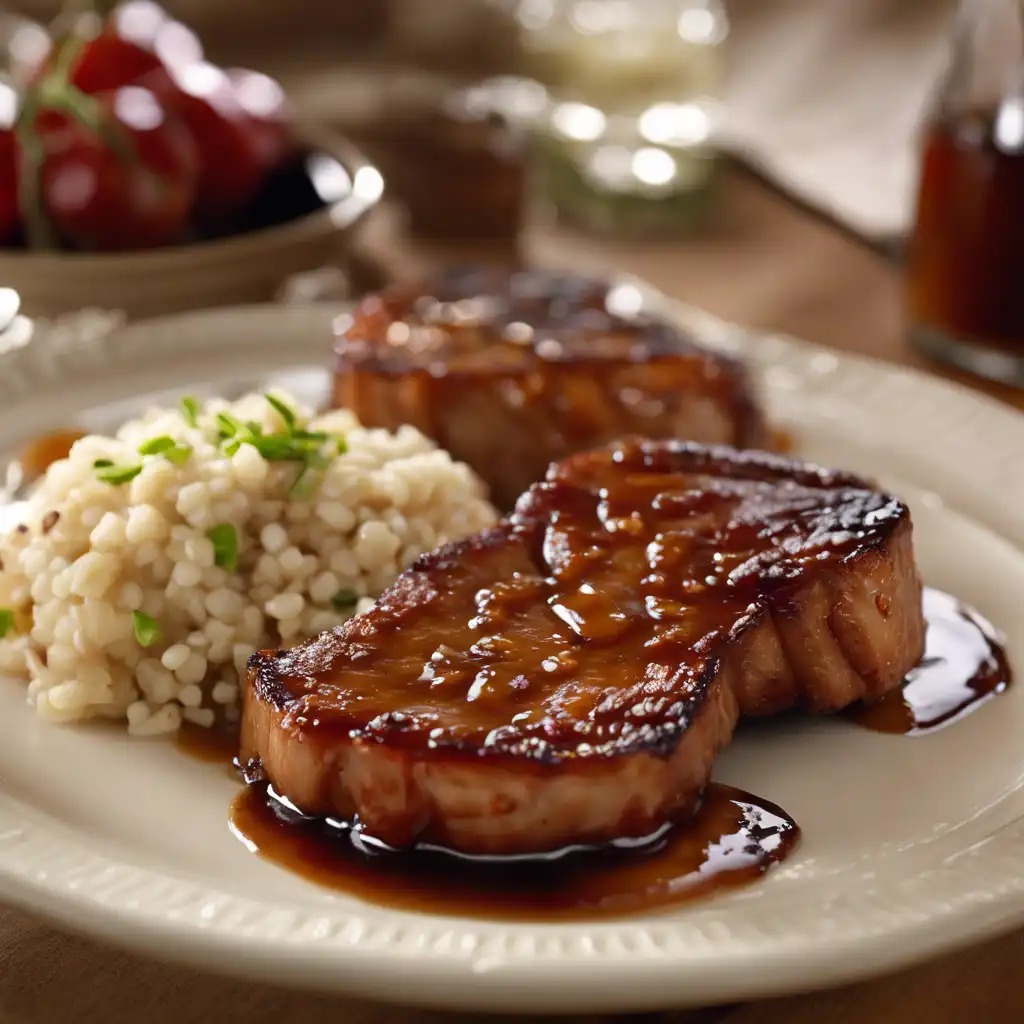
[0,391,497,736]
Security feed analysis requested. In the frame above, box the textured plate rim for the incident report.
[0,296,1022,1012]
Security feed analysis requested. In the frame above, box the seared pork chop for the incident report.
[243,441,925,855]
[332,268,766,508]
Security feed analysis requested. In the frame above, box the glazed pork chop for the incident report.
[332,268,766,508]
[243,441,925,855]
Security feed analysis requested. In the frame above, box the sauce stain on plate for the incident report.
[846,587,1011,735]
[229,780,800,921]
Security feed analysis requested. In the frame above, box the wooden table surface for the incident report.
[2,165,1022,1024]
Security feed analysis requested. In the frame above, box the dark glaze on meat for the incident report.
[244,441,925,855]
[251,442,919,755]
[332,268,766,508]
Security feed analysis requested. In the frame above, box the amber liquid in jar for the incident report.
[907,108,1024,381]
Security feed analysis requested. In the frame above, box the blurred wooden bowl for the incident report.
[0,126,384,319]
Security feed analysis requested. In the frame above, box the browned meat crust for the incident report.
[332,268,766,508]
[243,440,925,855]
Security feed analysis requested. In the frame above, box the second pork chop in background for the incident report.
[332,267,766,508]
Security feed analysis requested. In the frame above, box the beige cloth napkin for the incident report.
[720,0,958,241]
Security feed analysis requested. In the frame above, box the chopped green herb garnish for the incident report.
[206,523,238,572]
[181,396,200,428]
[288,466,319,498]
[331,588,359,610]
[245,434,322,463]
[92,458,114,469]
[0,608,14,638]
[132,610,161,647]
[216,412,246,440]
[96,462,143,485]
[163,443,192,466]
[287,444,334,498]
[304,450,332,471]
[136,436,191,466]
[210,397,347,474]
[265,393,297,430]
[258,436,309,461]
[137,435,176,456]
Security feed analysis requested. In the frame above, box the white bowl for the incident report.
[0,126,384,319]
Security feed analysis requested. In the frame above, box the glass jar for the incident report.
[514,0,727,238]
[356,76,538,256]
[388,0,518,76]
[906,0,1024,385]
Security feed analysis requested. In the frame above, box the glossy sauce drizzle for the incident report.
[229,781,799,921]
[175,721,240,767]
[5,429,87,497]
[18,429,87,480]
[846,587,1011,735]
[207,583,1010,919]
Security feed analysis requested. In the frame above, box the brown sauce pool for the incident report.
[195,587,1009,919]
[770,426,796,454]
[14,429,86,487]
[846,587,1011,735]
[229,781,799,921]
[175,721,240,767]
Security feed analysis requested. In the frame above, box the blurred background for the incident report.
[3,0,1023,393]
[0,0,958,247]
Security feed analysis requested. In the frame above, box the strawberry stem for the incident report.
[14,34,91,250]
[14,94,58,250]
[16,11,138,249]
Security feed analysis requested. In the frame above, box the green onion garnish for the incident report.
[181,396,199,428]
[330,588,358,610]
[216,412,246,440]
[288,466,317,498]
[92,458,114,469]
[137,436,191,466]
[265,393,297,430]
[210,397,347,475]
[96,463,143,485]
[137,435,176,456]
[132,610,161,647]
[0,608,14,638]
[287,445,334,498]
[163,443,192,466]
[206,523,238,572]
[248,435,323,463]
[304,450,331,471]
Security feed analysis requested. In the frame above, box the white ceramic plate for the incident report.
[0,298,1022,1015]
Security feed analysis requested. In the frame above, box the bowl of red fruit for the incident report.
[0,2,384,318]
